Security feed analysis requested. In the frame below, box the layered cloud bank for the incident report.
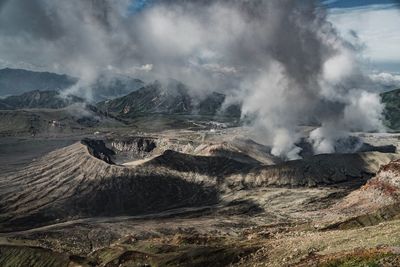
[0,0,387,158]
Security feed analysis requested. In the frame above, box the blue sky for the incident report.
[322,0,400,9]
[128,0,153,13]
[129,0,400,11]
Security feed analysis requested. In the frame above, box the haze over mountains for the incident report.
[0,90,84,110]
[0,68,76,97]
[0,68,241,117]
[1,67,399,133]
[0,68,145,102]
[0,68,245,138]
[97,80,241,118]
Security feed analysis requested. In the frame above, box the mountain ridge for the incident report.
[0,90,84,110]
[97,81,241,118]
[0,68,145,102]
[0,68,77,97]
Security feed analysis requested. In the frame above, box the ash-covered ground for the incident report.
[1,125,400,267]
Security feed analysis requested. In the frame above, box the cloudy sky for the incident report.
[0,0,397,158]
[323,0,400,73]
[131,0,400,73]
[0,0,398,76]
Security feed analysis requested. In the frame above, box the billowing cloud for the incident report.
[0,0,387,158]
[370,72,400,89]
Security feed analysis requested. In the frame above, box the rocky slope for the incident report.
[108,136,280,165]
[228,152,397,188]
[335,159,400,212]
[0,141,218,231]
[107,136,396,187]
[1,135,400,266]
[319,158,400,229]
[0,137,397,231]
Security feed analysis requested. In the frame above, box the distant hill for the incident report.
[0,68,145,101]
[381,88,400,130]
[0,106,123,137]
[97,81,241,118]
[0,68,77,97]
[0,89,127,136]
[0,90,84,110]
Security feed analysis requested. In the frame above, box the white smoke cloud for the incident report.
[0,0,388,158]
[309,90,385,155]
[138,64,153,72]
[309,126,343,154]
[370,72,400,88]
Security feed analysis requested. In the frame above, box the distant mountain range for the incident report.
[0,78,241,118]
[3,67,400,131]
[0,68,76,97]
[0,74,242,137]
[0,68,145,101]
[97,81,241,118]
[0,90,84,110]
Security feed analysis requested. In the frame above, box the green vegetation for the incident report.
[381,88,400,130]
[0,236,257,267]
[97,81,241,118]
[0,245,73,267]
[0,90,84,110]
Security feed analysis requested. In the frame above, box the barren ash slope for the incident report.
[1,131,400,266]
[319,158,400,229]
[0,135,397,231]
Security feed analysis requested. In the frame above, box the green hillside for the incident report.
[97,81,241,118]
[381,88,400,130]
[0,90,84,110]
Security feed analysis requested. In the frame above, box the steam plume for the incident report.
[0,0,385,158]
